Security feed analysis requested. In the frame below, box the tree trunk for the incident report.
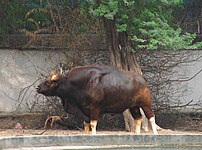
[104,19,148,132]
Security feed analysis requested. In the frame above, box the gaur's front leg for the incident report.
[89,108,100,135]
[90,120,98,135]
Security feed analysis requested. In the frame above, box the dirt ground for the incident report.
[0,128,202,137]
[0,113,202,136]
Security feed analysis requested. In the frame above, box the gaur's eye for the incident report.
[50,80,58,84]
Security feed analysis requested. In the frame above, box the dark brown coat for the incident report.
[37,65,157,134]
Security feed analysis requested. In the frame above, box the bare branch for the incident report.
[171,68,202,82]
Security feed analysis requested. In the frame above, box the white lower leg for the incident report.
[149,116,158,134]
[156,124,163,130]
[134,117,142,134]
[140,108,149,132]
[90,120,97,135]
[84,121,90,134]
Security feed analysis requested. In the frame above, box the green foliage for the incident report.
[0,0,52,34]
[89,0,119,19]
[25,9,52,31]
[64,0,86,9]
[130,7,201,50]
[0,0,27,34]
[84,0,202,50]
[1,0,201,50]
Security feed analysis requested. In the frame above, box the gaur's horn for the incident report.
[59,67,63,75]
[59,63,63,75]
[48,70,55,80]
[50,67,62,81]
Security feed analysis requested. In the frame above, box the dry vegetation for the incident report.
[0,112,201,136]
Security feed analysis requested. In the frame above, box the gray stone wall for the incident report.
[0,49,109,113]
[0,49,201,114]
[178,51,202,111]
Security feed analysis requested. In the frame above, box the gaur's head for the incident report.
[37,68,62,96]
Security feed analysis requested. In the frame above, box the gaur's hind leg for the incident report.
[129,107,142,134]
[141,106,158,134]
[84,121,90,134]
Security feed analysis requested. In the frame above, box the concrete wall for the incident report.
[0,49,109,113]
[0,49,65,113]
[178,51,202,111]
[0,49,201,113]
[1,134,202,149]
